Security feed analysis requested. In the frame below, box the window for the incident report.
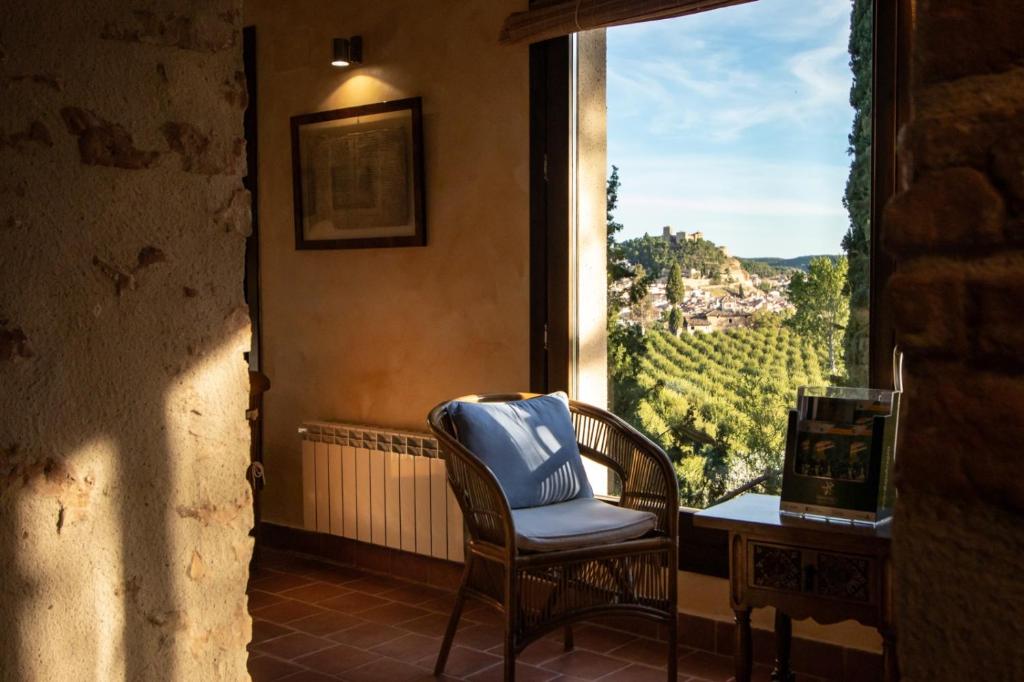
[531,0,901,512]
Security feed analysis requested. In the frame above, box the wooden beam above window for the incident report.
[501,0,755,45]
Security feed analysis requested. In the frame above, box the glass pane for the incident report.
[604,0,872,508]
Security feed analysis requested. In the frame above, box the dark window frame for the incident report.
[529,0,911,577]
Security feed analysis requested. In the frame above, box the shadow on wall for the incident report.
[0,2,253,680]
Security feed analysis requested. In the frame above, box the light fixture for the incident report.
[331,36,363,68]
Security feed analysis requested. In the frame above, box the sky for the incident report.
[607,0,857,258]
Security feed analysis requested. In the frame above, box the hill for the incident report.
[740,254,841,272]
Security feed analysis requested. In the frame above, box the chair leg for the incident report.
[434,558,472,676]
[666,613,678,682]
[503,629,516,682]
[563,625,574,652]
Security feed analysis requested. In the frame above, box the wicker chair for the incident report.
[427,393,679,681]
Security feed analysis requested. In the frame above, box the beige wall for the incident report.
[0,2,251,680]
[246,0,531,527]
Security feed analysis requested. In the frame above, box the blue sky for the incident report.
[607,0,856,258]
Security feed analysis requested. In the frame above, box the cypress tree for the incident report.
[842,0,872,386]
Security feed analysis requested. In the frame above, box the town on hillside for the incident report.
[614,226,795,333]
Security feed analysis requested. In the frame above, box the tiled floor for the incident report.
[248,549,795,682]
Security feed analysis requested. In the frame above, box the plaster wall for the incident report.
[0,2,252,681]
[245,0,532,528]
[885,1,1024,678]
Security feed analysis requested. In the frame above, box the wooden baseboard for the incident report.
[258,522,882,680]
[260,522,463,590]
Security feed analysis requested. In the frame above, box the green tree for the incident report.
[667,306,682,336]
[787,257,850,377]
[666,261,685,305]
[606,166,650,425]
[842,0,872,386]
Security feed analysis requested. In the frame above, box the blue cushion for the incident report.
[448,392,593,509]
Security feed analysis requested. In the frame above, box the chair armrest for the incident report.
[570,401,680,539]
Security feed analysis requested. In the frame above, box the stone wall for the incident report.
[0,2,251,681]
[886,1,1024,679]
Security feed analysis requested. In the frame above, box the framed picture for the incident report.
[291,97,425,250]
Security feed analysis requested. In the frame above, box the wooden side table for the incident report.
[694,494,896,682]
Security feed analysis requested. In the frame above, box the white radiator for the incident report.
[298,421,464,563]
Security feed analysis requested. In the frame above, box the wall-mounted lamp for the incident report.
[331,36,363,68]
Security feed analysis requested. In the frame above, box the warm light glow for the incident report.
[331,60,350,68]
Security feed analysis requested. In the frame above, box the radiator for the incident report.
[298,421,464,563]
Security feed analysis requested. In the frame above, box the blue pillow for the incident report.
[448,392,593,509]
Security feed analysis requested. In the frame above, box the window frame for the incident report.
[529,0,911,576]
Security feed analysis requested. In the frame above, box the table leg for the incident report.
[882,628,899,682]
[733,607,753,682]
[772,611,794,682]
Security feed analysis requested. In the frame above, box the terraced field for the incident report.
[626,324,828,505]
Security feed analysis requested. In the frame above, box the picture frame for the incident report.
[291,97,425,250]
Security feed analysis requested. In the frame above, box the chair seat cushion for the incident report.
[511,498,658,552]
[448,392,593,509]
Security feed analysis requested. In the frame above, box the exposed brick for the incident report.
[887,266,967,354]
[991,137,1024,212]
[60,107,159,169]
[915,0,1024,85]
[969,272,1024,364]
[883,168,1005,254]
[101,10,236,53]
[901,68,1024,176]
[896,360,1024,512]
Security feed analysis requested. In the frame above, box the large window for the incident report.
[603,0,875,508]
[529,0,899,513]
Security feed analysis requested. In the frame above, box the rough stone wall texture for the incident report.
[0,2,251,681]
[888,1,1024,679]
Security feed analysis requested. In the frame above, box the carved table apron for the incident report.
[694,494,896,682]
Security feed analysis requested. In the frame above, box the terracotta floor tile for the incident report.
[253,619,295,644]
[341,656,437,682]
[334,621,409,650]
[289,610,365,638]
[295,643,380,677]
[467,661,562,682]
[256,632,338,660]
[254,599,331,624]
[318,591,391,614]
[371,632,442,663]
[379,583,450,606]
[512,637,568,666]
[599,662,681,681]
[250,589,287,611]
[676,650,734,682]
[454,623,505,651]
[419,594,458,614]
[608,637,678,668]
[344,575,405,595]
[463,600,504,626]
[540,649,631,680]
[424,645,502,678]
[248,654,306,681]
[358,601,431,626]
[572,624,638,654]
[278,670,341,682]
[402,612,457,638]
[281,581,352,604]
[253,569,317,594]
